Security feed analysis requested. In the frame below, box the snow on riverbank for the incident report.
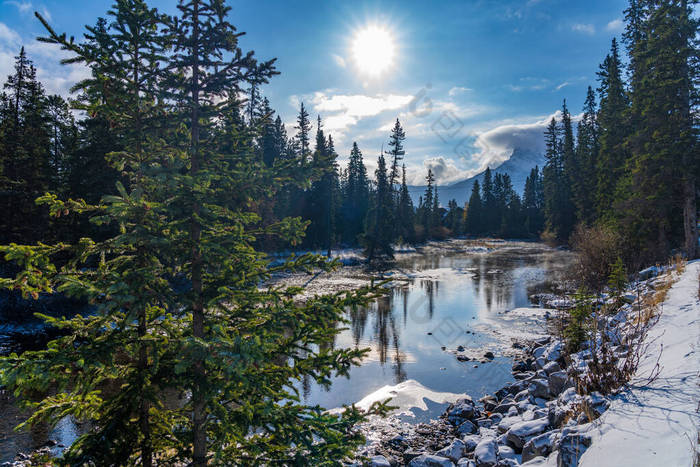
[578,260,700,467]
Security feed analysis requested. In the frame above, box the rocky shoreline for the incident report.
[353,265,670,467]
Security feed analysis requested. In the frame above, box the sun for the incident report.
[352,25,395,77]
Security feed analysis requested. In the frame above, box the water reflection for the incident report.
[302,242,572,412]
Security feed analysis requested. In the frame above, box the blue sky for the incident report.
[0,0,630,184]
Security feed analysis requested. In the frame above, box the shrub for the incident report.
[570,224,622,292]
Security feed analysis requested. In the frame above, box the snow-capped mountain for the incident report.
[408,148,546,206]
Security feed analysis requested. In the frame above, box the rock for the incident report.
[408,454,456,467]
[457,420,477,435]
[370,455,392,467]
[542,361,561,375]
[481,395,498,412]
[477,418,493,428]
[582,392,609,419]
[506,418,550,451]
[488,412,503,424]
[514,389,530,402]
[557,433,592,467]
[461,435,479,452]
[498,445,517,460]
[436,439,468,462]
[514,371,534,380]
[638,265,658,280]
[521,430,559,463]
[497,416,522,434]
[548,404,570,429]
[484,351,495,359]
[474,437,498,467]
[528,378,550,399]
[456,460,475,467]
[534,357,546,370]
[543,342,562,362]
[512,360,530,372]
[548,371,571,396]
[532,346,547,359]
[403,449,423,464]
[457,355,471,362]
[457,345,465,351]
[494,400,517,414]
[447,398,477,424]
[621,293,636,304]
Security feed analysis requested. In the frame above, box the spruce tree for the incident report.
[573,87,599,225]
[465,179,482,235]
[366,151,394,260]
[397,164,415,243]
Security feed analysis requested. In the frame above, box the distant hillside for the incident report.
[408,148,545,206]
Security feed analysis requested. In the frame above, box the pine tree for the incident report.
[366,151,394,260]
[595,38,629,219]
[481,167,495,233]
[342,142,370,245]
[295,102,311,164]
[465,179,482,235]
[558,100,577,240]
[522,167,544,236]
[387,118,406,189]
[573,87,599,225]
[397,164,415,243]
[422,168,435,237]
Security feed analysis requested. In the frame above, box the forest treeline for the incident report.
[0,47,544,260]
[538,0,698,265]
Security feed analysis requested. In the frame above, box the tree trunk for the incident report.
[683,177,698,259]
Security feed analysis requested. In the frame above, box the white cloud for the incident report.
[572,23,595,35]
[4,0,32,14]
[507,77,550,92]
[448,86,472,97]
[555,81,570,91]
[606,18,624,32]
[468,112,561,171]
[406,156,478,185]
[0,21,90,98]
[331,53,346,68]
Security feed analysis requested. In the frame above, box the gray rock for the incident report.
[514,389,531,402]
[638,265,658,280]
[497,415,522,434]
[548,371,570,396]
[542,361,562,375]
[582,392,609,419]
[408,454,456,467]
[461,435,479,452]
[447,397,477,421]
[456,459,475,467]
[404,449,423,464]
[436,439,468,463]
[488,412,503,424]
[512,360,530,372]
[457,420,477,435]
[498,444,517,460]
[528,378,550,399]
[557,433,592,467]
[370,455,392,467]
[522,430,559,463]
[474,437,498,467]
[484,351,495,359]
[506,418,550,451]
[543,342,562,362]
[477,418,493,428]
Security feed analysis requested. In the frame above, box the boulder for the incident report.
[497,415,522,434]
[556,433,592,467]
[456,459,475,467]
[436,439,468,463]
[506,418,550,451]
[528,378,550,399]
[638,265,658,280]
[521,430,559,463]
[403,449,423,464]
[512,360,530,372]
[408,454,455,467]
[548,371,571,396]
[543,342,562,362]
[457,420,477,435]
[542,361,562,375]
[498,445,517,460]
[582,392,609,419]
[494,399,517,414]
[476,418,493,428]
[369,455,392,467]
[488,412,503,424]
[474,437,498,467]
[447,398,477,424]
[461,435,479,453]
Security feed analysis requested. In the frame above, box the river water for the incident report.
[0,239,573,462]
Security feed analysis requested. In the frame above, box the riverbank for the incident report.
[353,259,697,466]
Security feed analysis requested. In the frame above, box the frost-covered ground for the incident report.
[579,260,700,467]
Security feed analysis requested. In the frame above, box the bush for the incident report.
[570,224,622,292]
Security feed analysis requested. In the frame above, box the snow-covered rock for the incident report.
[473,437,498,467]
[369,455,392,467]
[436,439,468,463]
[521,430,559,463]
[408,454,456,467]
[528,378,550,399]
[506,418,550,450]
